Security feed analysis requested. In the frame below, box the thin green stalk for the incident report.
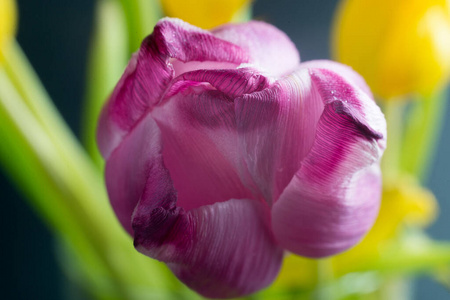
[400,90,447,181]
[381,100,406,183]
[316,259,335,300]
[118,0,162,53]
[82,0,128,167]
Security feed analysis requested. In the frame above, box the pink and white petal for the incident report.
[170,67,270,98]
[308,68,386,151]
[98,18,249,158]
[212,21,300,77]
[271,68,386,258]
[133,197,283,298]
[104,114,164,235]
[152,84,254,211]
[235,69,324,204]
[299,60,373,98]
[156,18,248,66]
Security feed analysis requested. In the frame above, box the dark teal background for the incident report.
[1,0,449,299]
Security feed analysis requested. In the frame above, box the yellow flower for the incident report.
[0,0,17,55]
[159,0,251,29]
[332,0,450,99]
[270,254,318,290]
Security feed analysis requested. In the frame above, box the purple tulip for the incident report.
[97,18,386,298]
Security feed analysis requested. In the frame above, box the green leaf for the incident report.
[82,0,128,167]
[119,0,163,53]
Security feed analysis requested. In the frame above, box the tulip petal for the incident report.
[212,21,300,77]
[133,195,283,298]
[235,69,324,203]
[104,114,163,234]
[106,96,283,298]
[170,67,270,98]
[152,83,256,211]
[299,60,373,98]
[271,67,386,258]
[98,18,250,158]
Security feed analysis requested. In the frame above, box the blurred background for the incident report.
[1,0,449,299]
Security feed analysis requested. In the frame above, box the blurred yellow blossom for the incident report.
[0,0,17,58]
[332,0,450,99]
[270,254,318,290]
[160,0,251,29]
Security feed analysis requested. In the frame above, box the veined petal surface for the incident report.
[129,145,282,298]
[98,18,304,159]
[235,70,324,204]
[104,114,164,234]
[106,110,283,298]
[271,67,386,257]
[212,21,300,77]
[152,83,254,211]
[98,18,249,158]
[134,198,283,298]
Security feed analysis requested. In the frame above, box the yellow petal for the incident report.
[0,0,17,51]
[159,0,250,29]
[333,0,450,99]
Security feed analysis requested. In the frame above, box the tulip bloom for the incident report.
[333,0,450,99]
[97,18,386,298]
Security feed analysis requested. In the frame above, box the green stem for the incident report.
[1,41,86,166]
[381,100,406,183]
[317,259,334,300]
[400,91,447,181]
[118,0,162,53]
[82,0,128,167]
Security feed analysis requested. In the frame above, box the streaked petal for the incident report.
[107,89,283,297]
[104,114,163,234]
[133,197,283,298]
[152,84,255,211]
[105,108,282,299]
[271,68,386,258]
[235,69,324,204]
[97,18,250,158]
[299,60,373,98]
[213,21,300,77]
[170,67,269,98]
